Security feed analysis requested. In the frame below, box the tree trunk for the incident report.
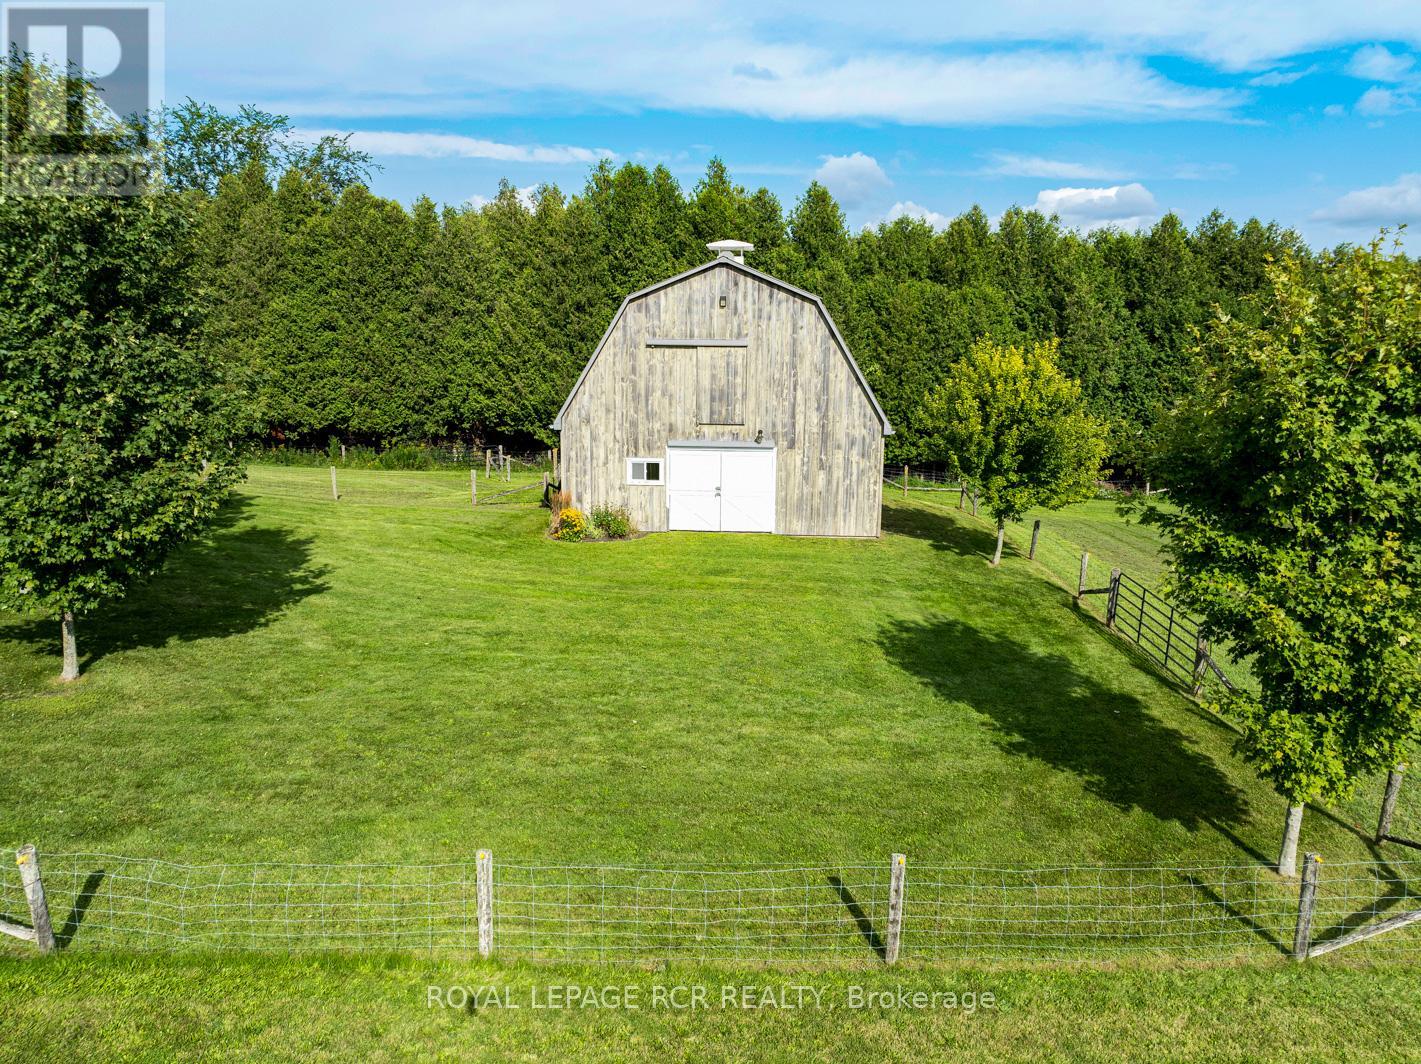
[60,610,79,682]
[1277,802,1304,877]
[992,517,1005,566]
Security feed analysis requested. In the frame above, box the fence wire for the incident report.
[883,466,1141,495]
[3,853,1418,961]
[238,466,548,511]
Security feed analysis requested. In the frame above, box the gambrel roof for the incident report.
[551,257,893,434]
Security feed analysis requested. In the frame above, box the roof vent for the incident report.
[707,239,754,264]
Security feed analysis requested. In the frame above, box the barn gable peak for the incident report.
[550,256,892,436]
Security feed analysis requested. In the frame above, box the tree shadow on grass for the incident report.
[882,502,1000,559]
[0,497,330,675]
[878,616,1252,837]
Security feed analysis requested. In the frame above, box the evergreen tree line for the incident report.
[194,146,1313,468]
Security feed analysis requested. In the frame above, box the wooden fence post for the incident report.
[1377,765,1406,842]
[504,454,511,482]
[902,465,909,497]
[476,850,493,958]
[542,472,549,501]
[15,846,55,953]
[971,491,978,517]
[1292,853,1321,960]
[470,468,477,509]
[1105,568,1121,627]
[1191,635,1210,696]
[1028,519,1041,561]
[958,485,965,510]
[884,853,906,964]
[330,466,339,501]
[1076,552,1090,602]
[485,450,491,479]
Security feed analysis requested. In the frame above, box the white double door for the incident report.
[667,446,776,533]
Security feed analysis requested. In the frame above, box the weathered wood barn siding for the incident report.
[556,260,888,537]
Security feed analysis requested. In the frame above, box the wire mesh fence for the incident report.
[4,851,1419,961]
[237,465,549,510]
[256,445,557,472]
[883,465,1146,498]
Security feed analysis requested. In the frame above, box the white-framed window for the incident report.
[627,457,664,485]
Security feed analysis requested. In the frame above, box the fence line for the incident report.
[883,465,1150,497]
[4,849,1418,962]
[241,466,548,511]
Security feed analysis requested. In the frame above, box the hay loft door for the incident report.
[667,444,776,533]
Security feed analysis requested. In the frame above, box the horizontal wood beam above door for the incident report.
[646,338,749,348]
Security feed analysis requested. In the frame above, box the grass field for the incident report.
[905,487,1260,690]
[1,466,1413,870]
[2,953,1417,1062]
[3,465,1418,1057]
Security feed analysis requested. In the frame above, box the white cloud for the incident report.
[1248,66,1316,86]
[467,184,540,211]
[195,10,1247,128]
[1346,44,1416,82]
[678,51,1240,125]
[979,152,1127,180]
[814,152,890,207]
[910,4,1421,69]
[1031,182,1159,231]
[1355,85,1416,116]
[294,128,613,164]
[169,2,1421,136]
[1313,173,1421,225]
[885,201,954,229]
[1323,103,1347,117]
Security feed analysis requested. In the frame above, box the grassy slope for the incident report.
[1,953,1416,1063]
[0,466,1412,869]
[921,490,1260,690]
[3,467,1419,1060]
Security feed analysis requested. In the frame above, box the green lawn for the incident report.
[1,952,1416,1062]
[900,488,1170,610]
[3,466,1418,1057]
[905,488,1263,691]
[1,466,1413,868]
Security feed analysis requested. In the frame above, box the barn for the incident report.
[551,240,893,537]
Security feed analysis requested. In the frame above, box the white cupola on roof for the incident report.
[706,239,754,263]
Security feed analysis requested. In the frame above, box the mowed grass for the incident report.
[915,489,1262,691]
[0,466,1413,870]
[2,952,1418,1063]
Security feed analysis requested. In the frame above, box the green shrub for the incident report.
[554,508,588,541]
[590,505,634,539]
[374,444,438,470]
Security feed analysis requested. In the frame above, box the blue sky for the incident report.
[159,1,1421,247]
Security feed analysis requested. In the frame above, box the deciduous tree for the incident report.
[1146,236,1421,875]
[0,65,245,680]
[919,339,1109,564]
